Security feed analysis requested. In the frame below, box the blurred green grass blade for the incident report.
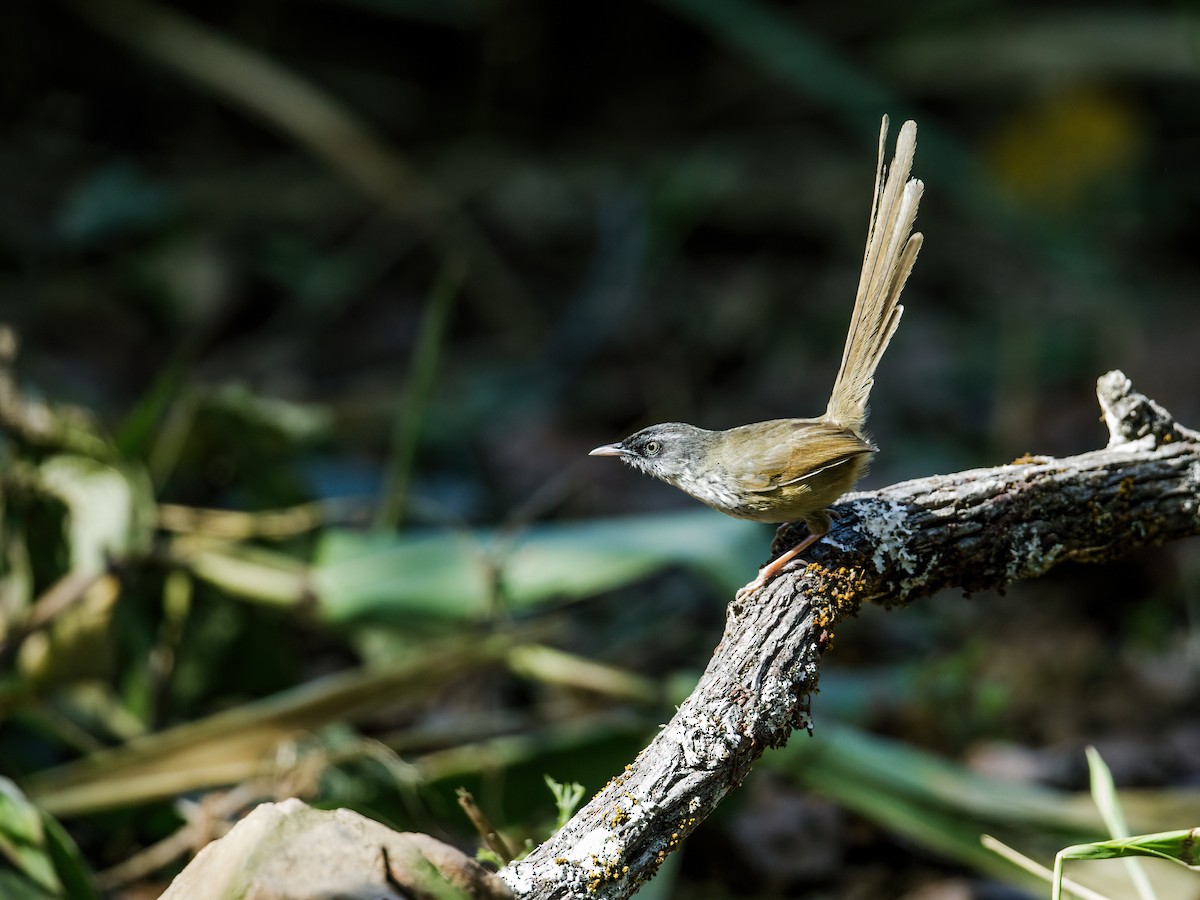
[507,645,659,704]
[377,259,464,530]
[1055,829,1200,900]
[116,355,191,466]
[38,813,99,900]
[0,778,43,849]
[981,835,1111,900]
[0,870,58,899]
[773,725,1200,895]
[1087,746,1131,838]
[178,540,310,606]
[22,637,510,817]
[771,724,1103,891]
[0,778,63,896]
[1058,829,1200,867]
[1086,745,1156,900]
[887,14,1200,87]
[313,511,761,624]
[203,383,332,442]
[783,723,1099,829]
[0,822,58,892]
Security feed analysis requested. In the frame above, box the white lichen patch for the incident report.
[821,531,852,552]
[972,476,1011,497]
[573,826,623,863]
[510,825,626,892]
[687,795,702,814]
[500,823,634,897]
[756,674,794,717]
[849,499,918,574]
[607,791,652,831]
[1102,405,1127,448]
[663,716,736,768]
[1179,461,1200,520]
[1006,526,1063,581]
[498,861,537,895]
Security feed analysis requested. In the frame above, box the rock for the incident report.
[161,798,514,900]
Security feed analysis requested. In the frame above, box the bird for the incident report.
[590,116,923,598]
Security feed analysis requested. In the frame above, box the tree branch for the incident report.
[500,371,1200,899]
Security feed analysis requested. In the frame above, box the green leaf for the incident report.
[0,777,42,846]
[0,869,58,900]
[312,512,762,625]
[39,813,98,900]
[544,774,585,830]
[0,778,62,896]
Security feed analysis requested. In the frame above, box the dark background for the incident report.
[2,1,1198,897]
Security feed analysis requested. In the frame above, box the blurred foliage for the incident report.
[1,0,1199,897]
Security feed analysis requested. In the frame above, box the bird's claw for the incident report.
[735,576,767,603]
[734,531,823,601]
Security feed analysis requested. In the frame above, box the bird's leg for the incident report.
[736,510,838,601]
[735,531,821,600]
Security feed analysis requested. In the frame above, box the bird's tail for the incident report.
[825,116,923,435]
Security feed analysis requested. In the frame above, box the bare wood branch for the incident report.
[500,371,1200,899]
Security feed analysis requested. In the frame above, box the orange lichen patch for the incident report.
[608,793,638,828]
[586,856,629,893]
[808,564,871,622]
[1011,452,1041,465]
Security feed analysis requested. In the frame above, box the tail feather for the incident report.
[826,116,924,434]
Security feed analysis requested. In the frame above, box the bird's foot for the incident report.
[735,531,821,601]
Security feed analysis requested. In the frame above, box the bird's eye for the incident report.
[644,440,662,456]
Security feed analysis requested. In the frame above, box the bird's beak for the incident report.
[589,443,627,457]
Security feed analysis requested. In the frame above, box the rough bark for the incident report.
[500,371,1200,899]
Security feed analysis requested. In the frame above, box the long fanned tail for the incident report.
[825,116,924,435]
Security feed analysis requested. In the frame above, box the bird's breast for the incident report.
[669,466,747,516]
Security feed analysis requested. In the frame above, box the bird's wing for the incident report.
[729,420,873,493]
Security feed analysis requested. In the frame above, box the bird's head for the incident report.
[589,423,715,487]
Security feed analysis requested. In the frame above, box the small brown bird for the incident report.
[590,116,923,597]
